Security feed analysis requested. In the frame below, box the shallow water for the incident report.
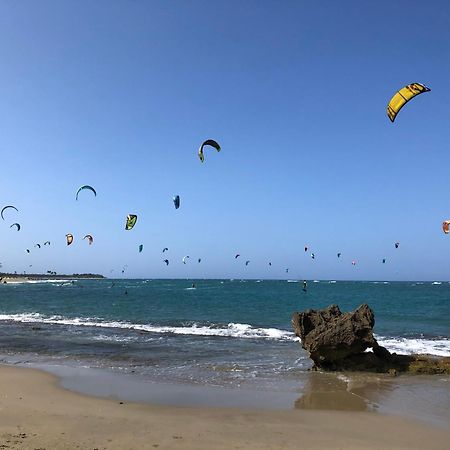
[0,279,448,390]
[4,357,448,429]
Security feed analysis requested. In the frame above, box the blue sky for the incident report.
[0,0,449,280]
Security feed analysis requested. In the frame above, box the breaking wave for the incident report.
[0,314,448,356]
[0,313,298,342]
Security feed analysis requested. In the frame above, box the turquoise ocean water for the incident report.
[0,279,448,390]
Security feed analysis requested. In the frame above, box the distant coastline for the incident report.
[0,272,105,283]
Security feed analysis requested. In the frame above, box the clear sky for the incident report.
[0,0,449,280]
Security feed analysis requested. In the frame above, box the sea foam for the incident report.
[0,313,298,342]
[1,313,449,356]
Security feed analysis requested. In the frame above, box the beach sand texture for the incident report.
[0,365,449,449]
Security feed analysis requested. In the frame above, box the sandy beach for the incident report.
[0,365,448,449]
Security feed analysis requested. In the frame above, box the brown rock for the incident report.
[292,304,450,374]
[292,304,381,369]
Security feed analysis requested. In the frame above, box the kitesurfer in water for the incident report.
[192,283,196,289]
[302,280,308,292]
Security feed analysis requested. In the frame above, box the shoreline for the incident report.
[16,358,449,427]
[0,364,449,449]
[0,273,105,284]
[0,277,105,284]
[2,276,450,283]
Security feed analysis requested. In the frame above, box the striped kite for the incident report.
[125,214,137,230]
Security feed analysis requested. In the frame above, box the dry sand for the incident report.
[0,365,449,449]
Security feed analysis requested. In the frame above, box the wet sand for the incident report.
[0,365,449,449]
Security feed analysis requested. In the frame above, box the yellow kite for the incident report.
[125,214,137,230]
[387,83,430,122]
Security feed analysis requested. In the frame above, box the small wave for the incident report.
[336,374,351,383]
[0,313,299,342]
[328,280,337,284]
[9,279,71,284]
[286,280,298,283]
[376,336,450,357]
[431,281,442,285]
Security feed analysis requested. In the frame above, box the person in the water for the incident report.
[302,280,307,292]
[192,283,196,289]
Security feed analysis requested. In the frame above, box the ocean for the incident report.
[0,279,449,424]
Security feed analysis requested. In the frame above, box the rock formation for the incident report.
[292,304,450,374]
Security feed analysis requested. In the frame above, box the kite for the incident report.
[245,260,250,266]
[311,253,315,260]
[337,253,341,258]
[304,246,308,252]
[285,268,289,273]
[10,223,20,231]
[44,241,51,246]
[66,234,73,246]
[164,259,169,266]
[395,242,400,249]
[198,139,221,162]
[382,258,386,264]
[182,255,190,264]
[387,83,430,122]
[26,249,30,253]
[1,205,18,220]
[443,221,450,234]
[352,260,356,266]
[163,247,169,253]
[125,214,137,230]
[268,262,272,266]
[173,195,180,209]
[35,243,41,249]
[83,235,94,245]
[235,254,240,259]
[139,244,143,253]
[198,258,201,263]
[76,185,97,201]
